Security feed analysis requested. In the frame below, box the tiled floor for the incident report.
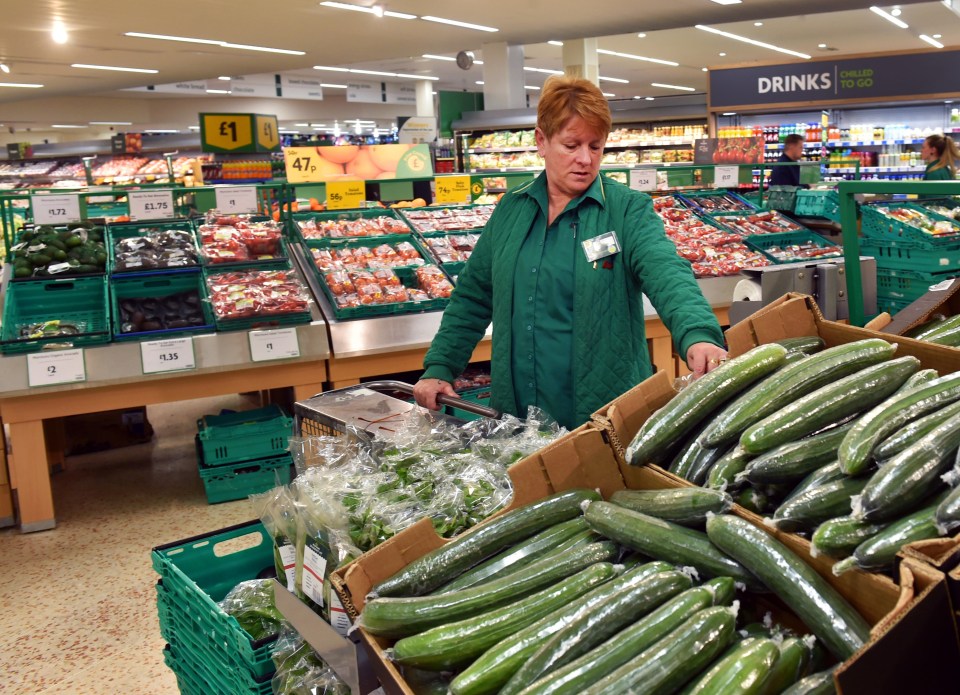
[0,395,261,694]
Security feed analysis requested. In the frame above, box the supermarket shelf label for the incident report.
[714,166,739,188]
[128,189,175,221]
[27,349,86,387]
[141,337,196,374]
[629,168,657,192]
[215,186,259,214]
[326,179,366,210]
[249,328,300,362]
[434,175,472,205]
[31,193,81,225]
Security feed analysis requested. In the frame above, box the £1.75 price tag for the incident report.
[140,337,196,374]
[27,349,86,387]
[714,166,740,188]
[629,168,657,192]
[248,328,300,362]
[128,189,175,221]
[31,194,82,225]
[214,186,259,214]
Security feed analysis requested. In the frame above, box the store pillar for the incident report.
[481,41,526,110]
[415,80,434,118]
[562,38,599,86]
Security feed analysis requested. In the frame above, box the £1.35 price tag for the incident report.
[214,186,259,214]
[714,166,740,188]
[27,349,86,387]
[128,189,175,221]
[629,168,657,192]
[31,194,82,225]
[140,337,196,374]
[248,328,300,362]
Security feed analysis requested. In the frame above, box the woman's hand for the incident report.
[413,378,460,411]
[686,342,728,378]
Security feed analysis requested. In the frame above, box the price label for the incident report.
[629,168,657,192]
[27,349,86,387]
[284,146,323,184]
[214,186,259,214]
[31,194,81,225]
[714,166,740,188]
[128,189,175,221]
[326,179,366,210]
[434,175,472,205]
[256,115,280,151]
[248,328,300,362]
[140,337,196,374]
[202,113,254,152]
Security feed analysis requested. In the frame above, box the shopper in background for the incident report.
[413,75,727,430]
[922,134,959,181]
[770,133,805,187]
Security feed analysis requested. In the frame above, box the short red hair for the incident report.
[537,75,612,140]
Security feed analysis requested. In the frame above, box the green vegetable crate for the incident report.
[446,385,493,422]
[875,267,958,303]
[877,296,913,317]
[105,219,199,276]
[310,260,449,320]
[744,231,841,265]
[793,189,840,222]
[292,208,413,247]
[861,203,960,245]
[198,451,293,504]
[197,405,293,466]
[202,261,314,332]
[765,185,799,213]
[109,271,216,342]
[860,239,960,274]
[194,215,291,269]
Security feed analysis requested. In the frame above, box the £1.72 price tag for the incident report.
[140,337,196,374]
[31,194,82,225]
[714,166,740,188]
[128,189,175,221]
[629,168,657,192]
[214,186,259,214]
[248,328,300,362]
[27,349,86,387]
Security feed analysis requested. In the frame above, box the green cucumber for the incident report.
[403,667,452,695]
[360,540,618,637]
[434,518,590,594]
[583,501,761,590]
[783,462,845,505]
[834,495,947,574]
[758,637,813,695]
[582,606,738,695]
[498,570,693,695]
[702,576,737,605]
[839,372,960,475]
[811,516,889,560]
[627,344,788,465]
[701,339,895,448]
[373,489,601,598]
[776,336,826,355]
[855,413,960,522]
[898,368,941,391]
[771,477,869,532]
[516,583,730,695]
[782,667,838,695]
[706,514,870,660]
[736,487,775,515]
[936,483,960,534]
[874,399,960,461]
[609,488,733,527]
[927,323,960,346]
[392,562,617,670]
[670,437,727,486]
[907,316,950,340]
[740,357,920,455]
[449,561,680,695]
[708,446,753,490]
[681,637,780,695]
[740,423,854,486]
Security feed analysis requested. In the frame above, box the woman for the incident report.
[921,134,959,181]
[414,76,727,430]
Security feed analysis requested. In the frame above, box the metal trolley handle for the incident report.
[363,379,502,420]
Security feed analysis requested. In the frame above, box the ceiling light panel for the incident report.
[124,32,304,55]
[920,34,945,48]
[869,6,909,29]
[421,16,498,32]
[318,2,416,18]
[651,82,696,92]
[596,48,679,67]
[0,82,42,88]
[71,63,158,73]
[695,25,811,59]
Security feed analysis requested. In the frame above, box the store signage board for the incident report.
[201,113,254,152]
[31,194,81,224]
[281,75,324,101]
[629,168,657,192]
[215,186,259,214]
[249,328,300,362]
[714,166,740,188]
[283,147,323,184]
[129,189,175,221]
[709,49,960,109]
[326,180,366,210]
[27,349,86,387]
[347,80,384,103]
[398,116,438,145]
[141,337,196,374]
[228,73,278,98]
[434,175,472,205]
[255,115,280,151]
[385,82,417,105]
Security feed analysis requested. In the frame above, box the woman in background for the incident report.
[921,134,959,181]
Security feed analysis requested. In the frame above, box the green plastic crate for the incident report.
[446,385,492,422]
[106,219,198,275]
[292,208,413,247]
[875,268,959,303]
[766,186,799,213]
[397,203,493,237]
[861,203,960,246]
[877,296,914,316]
[163,645,212,695]
[744,231,842,265]
[0,275,111,354]
[677,190,756,213]
[110,271,215,342]
[197,405,293,466]
[203,262,313,332]
[198,453,293,504]
[194,215,290,269]
[861,238,960,274]
[794,189,840,222]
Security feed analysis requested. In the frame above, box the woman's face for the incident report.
[536,116,605,200]
[922,140,937,162]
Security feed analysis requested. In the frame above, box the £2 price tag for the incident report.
[27,349,86,387]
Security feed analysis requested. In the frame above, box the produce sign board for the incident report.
[200,113,280,153]
[694,137,765,165]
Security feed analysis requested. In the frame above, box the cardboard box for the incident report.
[330,424,960,695]
[902,536,960,629]
[870,278,960,336]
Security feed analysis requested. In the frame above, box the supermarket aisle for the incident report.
[0,395,260,694]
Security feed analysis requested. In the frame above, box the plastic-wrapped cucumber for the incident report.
[782,462,846,505]
[775,336,826,355]
[875,400,960,461]
[736,487,775,515]
[771,477,869,532]
[708,446,753,490]
[739,424,854,486]
[581,606,738,695]
[812,516,888,559]
[936,476,960,534]
[758,636,813,695]
[682,636,780,695]
[670,437,727,486]
[907,315,951,340]
[782,667,838,694]
[609,488,733,527]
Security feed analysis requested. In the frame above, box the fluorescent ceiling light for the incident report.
[0,64,9,74]
[313,65,349,72]
[602,92,616,97]
[422,54,455,61]
[548,40,563,46]
[920,34,945,48]
[599,75,629,84]
[722,112,737,116]
[754,22,763,26]
[52,124,86,128]
[350,68,395,77]
[596,48,679,67]
[719,52,727,56]
[869,6,909,29]
[818,43,828,48]
[421,15,498,32]
[475,80,485,85]
[90,121,133,125]
[934,34,942,39]
[695,24,811,59]
[206,89,231,94]
[71,63,158,73]
[710,0,742,4]
[295,123,309,127]
[222,42,304,54]
[474,60,484,65]
[188,126,200,130]
[218,76,231,80]
[318,2,416,18]
[645,96,655,100]
[637,33,647,38]
[701,67,709,71]
[395,73,439,80]
[320,83,348,88]
[525,85,540,90]
[0,82,43,88]
[314,65,436,80]
[651,82,696,92]
[524,66,563,75]
[52,23,68,44]
[145,129,178,133]
[124,32,304,55]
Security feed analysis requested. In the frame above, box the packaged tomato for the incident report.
[373,268,401,287]
[349,270,378,290]
[395,241,421,261]
[357,283,384,305]
[335,294,361,309]
[324,271,355,296]
[382,284,410,303]
[407,288,430,302]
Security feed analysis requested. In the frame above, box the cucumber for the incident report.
[583,501,762,589]
[449,562,681,695]
[834,495,947,574]
[670,437,727,486]
[582,606,738,695]
[782,667,838,695]
[736,487,775,515]
[681,637,780,695]
[758,637,812,695]
[627,344,788,465]
[783,462,845,505]
[609,488,733,527]
[402,667,452,695]
[701,339,895,448]
[935,483,960,534]
[855,413,960,522]
[771,477,869,532]
[740,423,854,486]
[392,562,617,671]
[812,516,889,559]
[907,316,950,340]
[874,399,960,461]
[373,489,601,597]
[706,514,870,660]
[702,576,738,606]
[740,357,920,455]
[776,336,826,355]
[498,570,694,695]
[898,368,940,391]
[839,372,960,475]
[360,540,618,637]
[927,323,960,346]
[515,583,730,695]
[708,446,753,490]
[434,518,590,593]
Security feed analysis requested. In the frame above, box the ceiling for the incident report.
[0,0,955,132]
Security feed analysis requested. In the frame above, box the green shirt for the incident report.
[924,162,955,181]
[510,174,602,427]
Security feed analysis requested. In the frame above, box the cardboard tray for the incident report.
[869,278,960,337]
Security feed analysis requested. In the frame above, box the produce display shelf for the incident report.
[203,261,314,333]
[106,219,199,276]
[197,404,293,467]
[109,271,215,342]
[744,231,842,265]
[194,215,289,270]
[198,452,293,504]
[291,208,413,248]
[861,202,960,245]
[765,185,799,212]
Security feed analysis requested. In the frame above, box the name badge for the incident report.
[582,231,621,263]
